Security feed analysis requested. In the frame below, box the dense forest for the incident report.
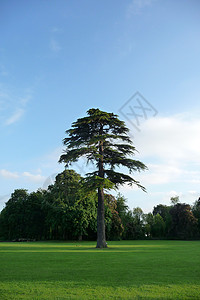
[0,169,200,241]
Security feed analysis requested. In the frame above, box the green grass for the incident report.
[0,240,200,299]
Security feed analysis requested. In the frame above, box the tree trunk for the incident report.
[96,187,107,248]
[96,135,107,248]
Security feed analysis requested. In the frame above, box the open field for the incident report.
[0,240,200,299]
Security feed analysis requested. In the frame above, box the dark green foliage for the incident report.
[1,168,200,241]
[59,108,147,247]
[169,203,198,239]
[0,170,125,242]
[0,189,45,240]
[42,169,97,240]
[104,194,124,240]
[148,202,198,239]
[0,170,98,241]
[151,214,166,238]
[170,196,180,205]
[192,198,200,237]
[143,213,154,238]
[153,204,172,236]
[59,108,147,191]
[121,207,145,240]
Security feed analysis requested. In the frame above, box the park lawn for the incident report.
[0,240,200,299]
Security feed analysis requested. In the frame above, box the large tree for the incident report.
[59,108,147,248]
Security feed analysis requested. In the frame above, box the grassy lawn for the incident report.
[0,240,200,299]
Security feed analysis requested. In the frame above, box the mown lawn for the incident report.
[0,240,200,299]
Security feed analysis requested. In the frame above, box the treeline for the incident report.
[0,170,200,241]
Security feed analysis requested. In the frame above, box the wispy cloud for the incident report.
[0,169,46,211]
[0,169,19,179]
[4,108,25,125]
[0,168,45,183]
[0,84,33,126]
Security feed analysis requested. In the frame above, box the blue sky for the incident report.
[1,0,200,212]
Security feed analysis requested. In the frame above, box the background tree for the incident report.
[151,214,165,238]
[24,190,46,239]
[170,196,180,206]
[0,189,45,240]
[121,207,145,240]
[116,193,129,225]
[169,203,198,239]
[153,204,172,236]
[144,213,154,238]
[121,209,135,240]
[43,169,97,240]
[192,198,200,237]
[104,194,124,240]
[132,207,145,239]
[0,189,29,240]
[59,108,147,247]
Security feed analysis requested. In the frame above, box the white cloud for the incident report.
[116,164,183,194]
[22,172,45,183]
[0,168,45,183]
[4,108,25,125]
[115,111,200,210]
[0,169,19,179]
[137,163,182,186]
[132,114,200,165]
[116,113,200,191]
[188,190,199,195]
[161,190,200,205]
[188,179,200,184]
